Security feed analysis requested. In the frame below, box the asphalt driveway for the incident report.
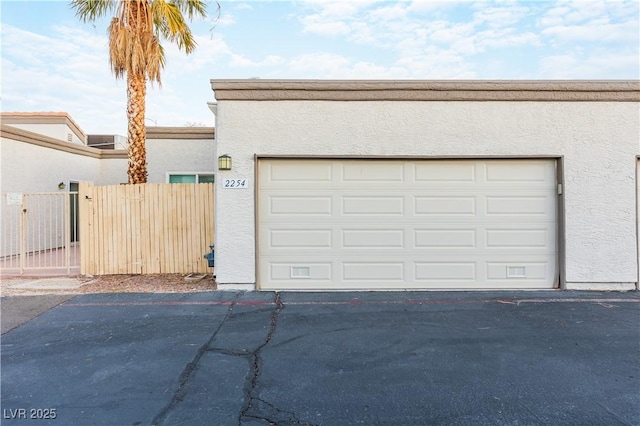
[1,291,639,425]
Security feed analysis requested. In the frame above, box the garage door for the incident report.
[258,159,558,290]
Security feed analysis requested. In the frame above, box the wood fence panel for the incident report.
[95,185,104,275]
[132,184,143,274]
[116,185,127,274]
[142,183,157,274]
[79,183,214,275]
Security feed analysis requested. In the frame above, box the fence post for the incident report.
[65,193,71,275]
[19,194,26,275]
[78,182,92,275]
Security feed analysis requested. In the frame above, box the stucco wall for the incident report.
[99,157,128,185]
[146,138,214,183]
[214,99,640,287]
[7,123,85,146]
[0,136,104,258]
[1,137,102,192]
[0,125,128,191]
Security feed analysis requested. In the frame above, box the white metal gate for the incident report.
[1,192,79,275]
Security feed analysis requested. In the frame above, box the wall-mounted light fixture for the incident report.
[58,182,66,190]
[218,154,232,171]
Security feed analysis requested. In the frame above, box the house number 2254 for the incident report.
[223,179,249,189]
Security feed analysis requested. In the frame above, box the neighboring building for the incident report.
[0,116,127,260]
[0,113,214,260]
[146,126,215,184]
[1,112,87,146]
[0,120,127,193]
[87,134,128,150]
[210,79,640,292]
[0,112,215,191]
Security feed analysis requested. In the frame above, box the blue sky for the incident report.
[1,0,639,135]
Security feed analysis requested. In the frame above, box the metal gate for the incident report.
[1,192,79,275]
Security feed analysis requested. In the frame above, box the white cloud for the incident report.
[286,52,404,79]
[229,54,284,68]
[542,19,639,43]
[2,0,638,135]
[288,53,351,72]
[0,24,126,132]
[472,5,532,29]
[539,51,640,79]
[348,21,376,44]
[537,6,570,28]
[367,4,409,22]
[292,0,638,80]
[408,1,463,14]
[234,3,253,11]
[301,0,380,18]
[300,17,352,36]
[395,50,477,79]
[215,11,237,26]
[163,32,232,73]
[563,3,608,24]
[475,29,540,50]
[299,0,386,38]
[0,21,222,134]
[429,22,475,45]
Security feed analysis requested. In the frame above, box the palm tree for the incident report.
[70,0,208,183]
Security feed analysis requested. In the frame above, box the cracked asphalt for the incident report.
[1,290,639,425]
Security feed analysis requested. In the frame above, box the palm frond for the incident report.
[171,0,208,20]
[71,0,211,184]
[69,0,115,22]
[151,1,200,53]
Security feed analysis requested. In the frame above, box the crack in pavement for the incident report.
[151,293,239,426]
[238,293,318,426]
[242,397,318,426]
[151,292,316,426]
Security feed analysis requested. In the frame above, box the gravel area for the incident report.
[1,273,217,296]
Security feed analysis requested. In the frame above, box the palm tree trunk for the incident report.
[127,72,148,184]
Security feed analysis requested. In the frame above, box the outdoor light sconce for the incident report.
[58,182,66,190]
[218,154,232,171]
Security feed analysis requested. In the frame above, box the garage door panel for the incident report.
[266,160,332,183]
[342,262,404,281]
[486,196,550,216]
[342,196,405,215]
[485,228,550,249]
[486,262,550,280]
[342,161,405,181]
[269,229,332,248]
[259,159,557,290]
[415,262,477,281]
[414,229,477,248]
[414,196,476,215]
[269,196,332,215]
[342,229,404,248]
[415,161,476,182]
[269,263,332,281]
[485,161,552,183]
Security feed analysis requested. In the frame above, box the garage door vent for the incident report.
[507,266,526,278]
[291,266,310,279]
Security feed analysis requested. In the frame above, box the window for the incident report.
[168,173,214,183]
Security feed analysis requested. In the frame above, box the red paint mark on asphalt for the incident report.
[511,298,640,304]
[62,298,639,308]
[63,300,267,307]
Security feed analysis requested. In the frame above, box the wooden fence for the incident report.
[79,183,214,275]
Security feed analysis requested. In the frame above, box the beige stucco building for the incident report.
[0,113,215,191]
[0,113,215,261]
[210,80,640,292]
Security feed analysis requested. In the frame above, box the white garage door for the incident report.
[258,159,558,290]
